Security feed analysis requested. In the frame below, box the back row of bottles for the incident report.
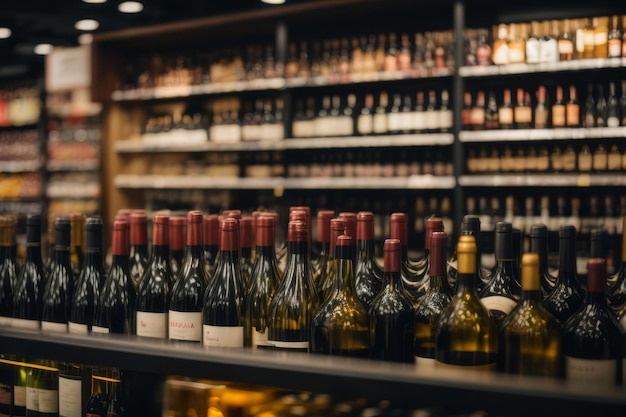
[1,207,625,385]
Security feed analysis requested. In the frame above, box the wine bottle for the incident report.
[414,231,452,366]
[501,253,563,378]
[169,216,186,281]
[319,218,345,301]
[244,215,280,348]
[479,222,521,327]
[564,259,622,387]
[460,215,489,292]
[584,84,596,128]
[203,218,244,348]
[607,82,620,128]
[608,215,626,318]
[240,216,254,288]
[105,369,123,417]
[169,211,207,343]
[311,210,334,288]
[338,212,357,259]
[434,235,498,370]
[389,213,419,301]
[129,211,148,289]
[354,211,383,309]
[25,363,39,417]
[69,217,104,334]
[485,92,499,130]
[85,368,109,417]
[203,214,219,280]
[0,215,16,327]
[13,214,45,329]
[412,217,445,298]
[268,220,319,352]
[310,235,370,358]
[544,225,586,323]
[58,362,83,417]
[41,218,73,333]
[14,360,27,417]
[136,214,171,339]
[529,224,557,298]
[27,360,59,417]
[499,89,514,130]
[93,217,136,335]
[69,212,86,281]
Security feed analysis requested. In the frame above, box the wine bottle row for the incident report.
[463,81,626,130]
[466,143,626,173]
[1,208,626,387]
[465,15,626,67]
[0,85,40,127]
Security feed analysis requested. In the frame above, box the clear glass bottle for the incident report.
[354,211,383,309]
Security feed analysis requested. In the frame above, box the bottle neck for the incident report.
[111,254,129,271]
[530,236,549,274]
[241,246,252,260]
[185,244,204,263]
[152,244,170,263]
[288,240,308,256]
[333,254,357,298]
[557,237,579,286]
[55,246,71,268]
[357,239,375,262]
[130,243,148,257]
[455,272,478,296]
[521,288,542,302]
[25,243,43,265]
[219,248,240,265]
[587,290,608,307]
[84,247,103,272]
[383,269,402,291]
[256,245,275,260]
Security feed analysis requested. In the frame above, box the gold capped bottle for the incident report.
[501,253,562,377]
[434,235,498,370]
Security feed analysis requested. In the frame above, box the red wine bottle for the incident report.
[529,224,557,298]
[245,215,281,348]
[69,217,104,334]
[369,238,415,363]
[390,213,419,302]
[41,217,73,332]
[354,211,383,309]
[169,211,206,343]
[0,215,16,327]
[129,210,149,288]
[319,218,345,301]
[70,212,86,282]
[564,259,622,387]
[169,216,186,281]
[203,214,219,280]
[240,216,254,288]
[13,214,45,328]
[414,231,453,366]
[93,217,136,334]
[312,210,334,287]
[202,218,245,348]
[544,225,586,323]
[268,220,319,352]
[311,235,370,357]
[412,217,445,299]
[136,214,172,339]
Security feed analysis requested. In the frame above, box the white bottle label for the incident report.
[594,32,608,46]
[41,321,68,333]
[38,388,59,413]
[26,387,38,412]
[607,117,620,128]
[387,113,402,131]
[415,356,436,369]
[426,111,439,131]
[439,109,453,130]
[203,325,244,348]
[357,115,373,135]
[270,340,309,350]
[68,322,88,335]
[372,114,388,134]
[335,116,353,136]
[91,326,109,334]
[12,318,39,330]
[58,376,81,417]
[252,327,271,348]
[413,111,426,131]
[565,356,616,387]
[526,39,540,63]
[14,385,26,407]
[292,121,308,138]
[540,40,559,63]
[168,311,202,342]
[608,42,621,57]
[480,296,517,315]
[136,311,168,339]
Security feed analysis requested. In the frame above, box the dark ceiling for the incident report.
[0,0,305,77]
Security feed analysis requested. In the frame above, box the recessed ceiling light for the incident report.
[0,28,11,39]
[34,43,53,55]
[82,0,107,3]
[75,19,100,31]
[79,33,94,45]
[261,0,286,4]
[118,1,144,13]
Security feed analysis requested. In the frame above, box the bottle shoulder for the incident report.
[502,300,563,334]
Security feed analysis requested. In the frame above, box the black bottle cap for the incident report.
[26,214,41,244]
[591,228,607,242]
[462,215,480,227]
[530,224,548,238]
[512,229,522,260]
[55,217,71,248]
[495,221,512,234]
[559,225,576,239]
[86,217,103,251]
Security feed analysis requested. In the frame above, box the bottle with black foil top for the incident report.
[369,238,415,363]
[245,215,281,348]
[69,217,105,334]
[0,215,16,327]
[414,231,453,366]
[311,235,370,358]
[93,217,136,334]
[169,211,206,343]
[354,211,383,309]
[268,220,319,352]
[529,224,557,298]
[129,210,149,288]
[203,217,245,348]
[136,214,172,339]
[203,214,219,280]
[479,222,521,327]
[544,225,586,324]
[41,217,73,333]
[13,214,45,328]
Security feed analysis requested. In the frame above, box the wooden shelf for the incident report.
[459,174,626,187]
[114,175,456,190]
[460,57,626,77]
[459,127,626,142]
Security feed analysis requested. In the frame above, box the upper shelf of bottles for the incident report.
[1,327,624,417]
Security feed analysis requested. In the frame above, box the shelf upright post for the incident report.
[276,21,291,196]
[452,0,466,240]
[37,75,49,246]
